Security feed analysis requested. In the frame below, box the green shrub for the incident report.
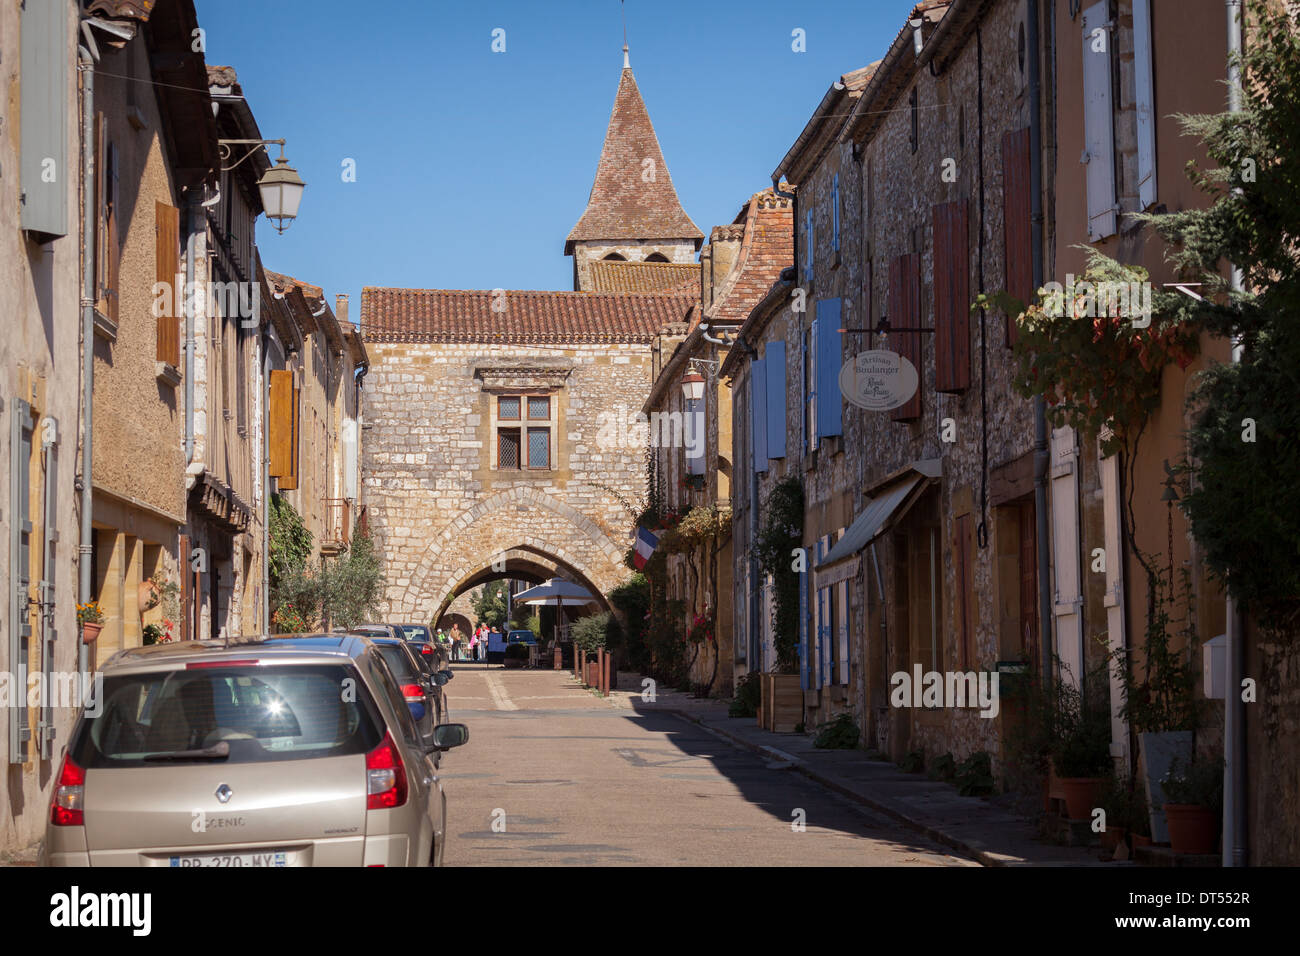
[955,751,996,796]
[928,752,956,782]
[1163,753,1224,815]
[813,713,860,749]
[728,672,762,718]
[899,748,925,773]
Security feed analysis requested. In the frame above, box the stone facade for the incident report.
[362,340,658,622]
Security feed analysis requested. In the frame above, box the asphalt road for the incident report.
[437,663,977,866]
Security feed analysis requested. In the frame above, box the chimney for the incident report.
[336,294,351,329]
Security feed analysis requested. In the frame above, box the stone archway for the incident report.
[387,488,629,623]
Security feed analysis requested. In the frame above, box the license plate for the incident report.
[169,851,288,867]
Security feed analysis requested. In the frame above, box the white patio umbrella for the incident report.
[512,578,597,643]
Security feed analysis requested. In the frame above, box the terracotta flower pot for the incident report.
[81,622,102,644]
[1164,803,1217,854]
[1059,777,1103,821]
[1129,832,1152,849]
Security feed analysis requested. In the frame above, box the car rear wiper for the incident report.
[143,741,231,761]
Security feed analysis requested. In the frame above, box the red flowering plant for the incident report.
[687,609,715,645]
[974,248,1199,457]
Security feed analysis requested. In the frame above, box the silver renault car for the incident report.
[40,634,468,867]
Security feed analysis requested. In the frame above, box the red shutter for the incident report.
[1002,127,1033,347]
[890,253,922,422]
[933,200,970,393]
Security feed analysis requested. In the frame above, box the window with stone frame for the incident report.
[495,393,553,470]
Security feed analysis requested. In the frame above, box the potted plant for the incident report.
[1118,562,1201,844]
[77,601,105,644]
[1162,752,1223,854]
[1050,669,1112,821]
[142,623,165,646]
[503,643,529,670]
[1098,774,1144,853]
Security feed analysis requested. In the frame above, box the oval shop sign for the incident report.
[838,350,919,412]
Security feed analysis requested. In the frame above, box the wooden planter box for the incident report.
[761,673,802,733]
[585,660,600,687]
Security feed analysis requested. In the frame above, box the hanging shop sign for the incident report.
[838,350,919,412]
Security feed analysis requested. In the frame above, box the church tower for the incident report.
[566,47,703,291]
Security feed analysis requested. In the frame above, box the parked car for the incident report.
[40,635,469,867]
[349,630,445,728]
[385,623,451,672]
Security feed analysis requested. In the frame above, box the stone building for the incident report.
[643,188,793,696]
[727,0,1052,766]
[1,0,83,853]
[361,52,699,626]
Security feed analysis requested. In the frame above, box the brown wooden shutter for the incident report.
[933,200,971,392]
[889,253,922,422]
[1002,127,1033,347]
[269,370,298,487]
[954,511,975,669]
[155,201,180,366]
[1018,500,1039,667]
[93,113,107,317]
[287,384,300,490]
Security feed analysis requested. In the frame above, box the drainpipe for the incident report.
[77,40,96,677]
[1027,0,1053,689]
[1223,0,1247,869]
[184,199,198,464]
[262,329,271,633]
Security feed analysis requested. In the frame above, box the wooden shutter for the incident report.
[1018,501,1039,667]
[1082,0,1117,240]
[890,254,922,422]
[1002,128,1033,347]
[815,299,843,438]
[37,421,59,759]
[1050,426,1083,687]
[933,200,970,393]
[751,358,768,470]
[93,114,107,317]
[1133,0,1157,209]
[105,142,120,324]
[155,202,180,366]
[766,341,786,459]
[269,370,299,488]
[954,511,975,670]
[9,402,34,762]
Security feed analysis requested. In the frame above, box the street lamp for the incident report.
[218,138,307,234]
[680,370,706,403]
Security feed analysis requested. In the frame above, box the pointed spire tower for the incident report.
[566,46,703,291]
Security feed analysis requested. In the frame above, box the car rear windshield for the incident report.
[69,663,384,768]
[374,644,417,682]
[397,625,431,642]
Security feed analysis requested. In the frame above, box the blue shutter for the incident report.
[798,558,809,689]
[9,402,34,763]
[815,540,826,689]
[816,299,843,438]
[832,174,840,252]
[751,359,768,470]
[808,320,819,452]
[766,341,786,460]
[20,0,69,239]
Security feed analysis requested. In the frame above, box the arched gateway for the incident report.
[360,52,703,622]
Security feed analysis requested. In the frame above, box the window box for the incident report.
[155,362,181,388]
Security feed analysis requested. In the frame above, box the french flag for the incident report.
[632,526,659,570]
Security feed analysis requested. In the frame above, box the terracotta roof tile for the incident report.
[703,188,794,326]
[566,68,703,253]
[587,259,700,294]
[360,289,695,345]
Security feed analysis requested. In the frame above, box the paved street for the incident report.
[438,664,977,867]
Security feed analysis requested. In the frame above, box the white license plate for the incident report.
[169,851,288,867]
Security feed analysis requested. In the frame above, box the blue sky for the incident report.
[194,0,906,312]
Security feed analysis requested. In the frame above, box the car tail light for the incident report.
[419,645,433,655]
[400,683,424,701]
[365,732,408,810]
[50,754,86,827]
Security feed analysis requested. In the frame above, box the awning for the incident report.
[814,468,936,587]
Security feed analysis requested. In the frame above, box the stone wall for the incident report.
[362,340,653,622]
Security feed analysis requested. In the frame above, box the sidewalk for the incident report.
[607,673,1119,867]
